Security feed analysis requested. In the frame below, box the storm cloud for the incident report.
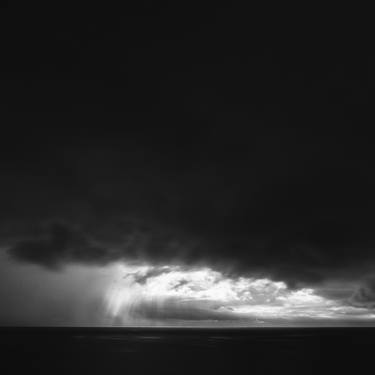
[5,129,375,289]
[2,4,374,295]
[351,276,375,308]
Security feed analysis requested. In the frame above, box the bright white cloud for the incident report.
[104,263,375,325]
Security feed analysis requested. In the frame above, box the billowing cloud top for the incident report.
[103,264,375,325]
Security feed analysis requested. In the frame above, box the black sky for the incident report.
[1,3,374,292]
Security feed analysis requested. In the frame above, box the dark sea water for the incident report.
[0,327,372,374]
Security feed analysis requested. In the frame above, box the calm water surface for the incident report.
[0,327,372,374]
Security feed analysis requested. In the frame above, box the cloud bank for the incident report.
[103,265,375,325]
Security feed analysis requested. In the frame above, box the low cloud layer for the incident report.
[6,213,375,289]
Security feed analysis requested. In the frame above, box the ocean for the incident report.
[0,327,372,374]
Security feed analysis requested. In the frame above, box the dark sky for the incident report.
[1,3,374,303]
